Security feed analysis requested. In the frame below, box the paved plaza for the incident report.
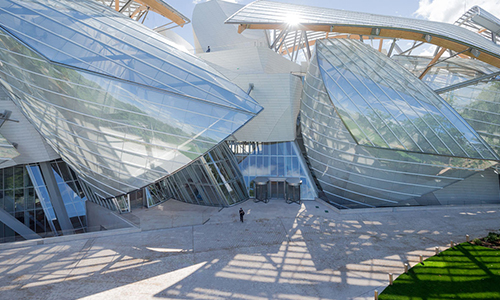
[1,199,499,299]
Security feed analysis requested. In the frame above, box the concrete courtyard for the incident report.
[1,199,499,300]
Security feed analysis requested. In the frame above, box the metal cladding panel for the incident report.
[300,43,498,208]
[471,6,500,35]
[316,39,499,161]
[0,0,262,198]
[226,0,500,60]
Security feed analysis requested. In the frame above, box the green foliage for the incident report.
[473,238,483,246]
[486,232,500,243]
[379,243,500,300]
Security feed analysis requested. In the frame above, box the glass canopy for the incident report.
[0,0,261,114]
[0,0,262,197]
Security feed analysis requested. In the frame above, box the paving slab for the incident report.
[0,199,499,299]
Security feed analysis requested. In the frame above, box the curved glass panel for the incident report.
[0,25,260,197]
[316,39,498,160]
[0,0,262,114]
[145,142,248,207]
[300,49,498,208]
[395,56,500,157]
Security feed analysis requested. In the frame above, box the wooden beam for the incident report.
[378,39,384,52]
[419,47,447,79]
[130,5,145,19]
[135,0,187,26]
[281,39,317,55]
[238,23,500,68]
[115,0,119,11]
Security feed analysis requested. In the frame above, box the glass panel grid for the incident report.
[299,49,498,208]
[316,39,498,160]
[0,21,260,197]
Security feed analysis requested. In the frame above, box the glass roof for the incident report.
[226,0,500,61]
[316,38,499,160]
[0,0,262,115]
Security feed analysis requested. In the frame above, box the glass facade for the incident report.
[0,0,497,242]
[300,39,498,208]
[27,160,87,234]
[0,159,88,242]
[0,165,53,243]
[144,142,248,207]
[395,56,500,157]
[228,141,317,200]
[316,39,498,160]
[50,160,87,232]
[0,0,262,198]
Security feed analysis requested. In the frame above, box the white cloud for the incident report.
[415,0,500,24]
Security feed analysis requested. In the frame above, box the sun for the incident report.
[284,13,302,26]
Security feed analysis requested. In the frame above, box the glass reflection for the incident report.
[300,47,498,209]
[143,142,248,207]
[394,55,500,157]
[316,39,497,160]
[228,141,318,200]
[0,25,259,198]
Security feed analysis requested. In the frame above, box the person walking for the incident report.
[239,208,245,223]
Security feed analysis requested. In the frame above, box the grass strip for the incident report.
[379,242,500,300]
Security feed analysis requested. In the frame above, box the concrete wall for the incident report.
[86,201,134,232]
[192,0,267,53]
[198,47,303,142]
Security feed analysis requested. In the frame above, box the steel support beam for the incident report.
[271,29,289,52]
[246,83,254,95]
[303,31,312,60]
[434,70,500,94]
[38,162,75,234]
[0,207,40,240]
[399,41,423,56]
[119,0,134,13]
[419,47,447,79]
[387,39,396,57]
[419,47,471,80]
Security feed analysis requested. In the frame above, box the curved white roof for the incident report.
[226,0,500,68]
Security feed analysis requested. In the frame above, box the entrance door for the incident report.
[270,181,285,199]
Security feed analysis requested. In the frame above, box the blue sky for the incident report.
[143,0,500,49]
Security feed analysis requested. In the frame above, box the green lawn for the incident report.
[379,243,500,300]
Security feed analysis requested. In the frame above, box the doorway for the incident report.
[270,179,286,199]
